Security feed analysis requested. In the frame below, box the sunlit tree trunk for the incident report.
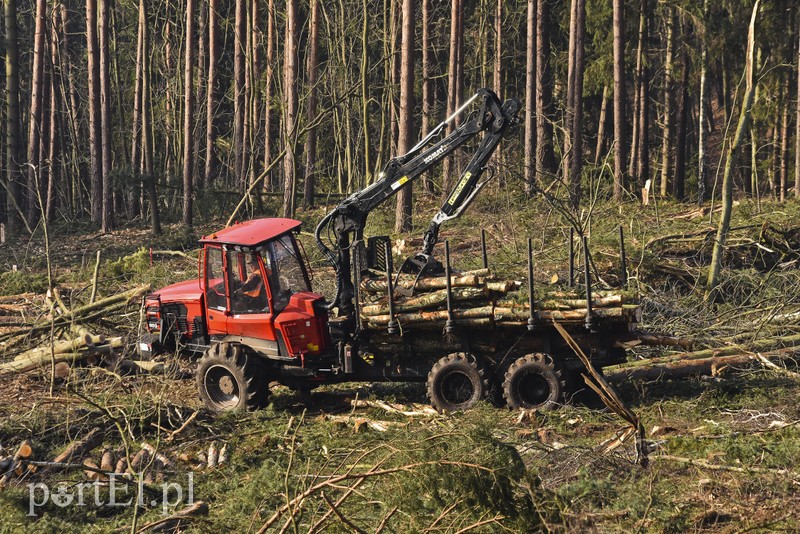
[4,0,24,235]
[263,0,275,190]
[535,0,556,185]
[141,0,160,234]
[524,0,536,195]
[204,0,220,188]
[442,0,461,193]
[612,0,626,199]
[697,0,709,203]
[281,0,298,217]
[26,0,47,225]
[99,0,113,231]
[303,0,319,208]
[420,0,433,192]
[395,0,415,233]
[233,0,245,188]
[659,8,675,198]
[87,0,102,223]
[183,0,196,226]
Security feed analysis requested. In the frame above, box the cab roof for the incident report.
[200,218,302,247]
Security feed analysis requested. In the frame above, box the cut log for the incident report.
[360,287,487,316]
[606,347,800,381]
[0,338,123,375]
[633,331,695,349]
[607,332,800,371]
[13,335,94,362]
[0,440,32,488]
[363,306,495,326]
[361,274,481,294]
[46,429,103,472]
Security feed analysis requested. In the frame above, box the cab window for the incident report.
[228,251,269,314]
[268,235,310,311]
[205,247,226,311]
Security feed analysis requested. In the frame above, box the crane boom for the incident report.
[315,88,519,317]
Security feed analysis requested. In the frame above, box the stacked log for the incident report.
[358,269,638,331]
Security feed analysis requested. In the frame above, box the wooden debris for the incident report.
[134,501,208,533]
[47,428,103,471]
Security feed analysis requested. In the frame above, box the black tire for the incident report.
[196,342,270,412]
[426,353,486,413]
[503,353,564,411]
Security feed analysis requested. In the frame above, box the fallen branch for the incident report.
[134,501,208,533]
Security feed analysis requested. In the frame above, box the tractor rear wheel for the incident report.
[426,353,486,413]
[502,353,563,411]
[196,342,269,412]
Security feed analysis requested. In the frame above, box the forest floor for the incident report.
[1,190,800,532]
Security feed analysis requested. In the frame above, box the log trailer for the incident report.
[139,88,639,413]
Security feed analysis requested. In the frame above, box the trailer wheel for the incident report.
[427,353,485,413]
[197,342,269,412]
[503,353,563,411]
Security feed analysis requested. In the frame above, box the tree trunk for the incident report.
[569,0,586,209]
[131,0,144,194]
[493,0,502,97]
[563,0,577,188]
[303,0,319,209]
[635,0,650,192]
[420,0,433,192]
[535,0,556,185]
[706,0,759,301]
[673,36,689,201]
[46,7,60,222]
[204,0,220,188]
[26,0,47,226]
[4,0,24,235]
[394,0,415,233]
[594,86,608,165]
[442,0,462,193]
[141,0,160,235]
[659,7,675,198]
[612,0,626,199]
[796,7,800,197]
[99,0,113,231]
[779,73,790,202]
[182,0,196,226]
[697,0,709,203]
[59,1,83,216]
[524,0,537,195]
[86,0,102,224]
[281,0,299,217]
[263,0,275,190]
[233,0,245,188]
[363,0,373,187]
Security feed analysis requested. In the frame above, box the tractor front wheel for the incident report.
[196,342,270,412]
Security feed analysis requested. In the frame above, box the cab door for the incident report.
[224,250,280,355]
[203,245,228,336]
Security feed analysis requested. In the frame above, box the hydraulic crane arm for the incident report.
[315,88,519,315]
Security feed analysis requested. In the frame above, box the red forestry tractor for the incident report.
[139,89,639,413]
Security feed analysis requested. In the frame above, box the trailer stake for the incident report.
[618,225,628,288]
[385,245,398,334]
[481,228,488,269]
[583,236,597,332]
[527,237,536,331]
[569,227,575,288]
[444,240,455,334]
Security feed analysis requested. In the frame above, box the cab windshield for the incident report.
[267,234,310,311]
